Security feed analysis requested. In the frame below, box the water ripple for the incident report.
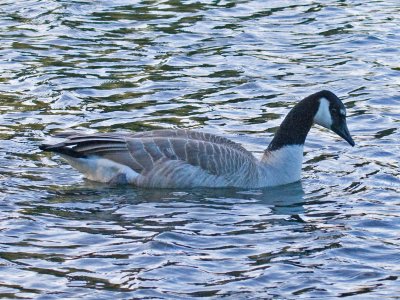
[1,0,400,298]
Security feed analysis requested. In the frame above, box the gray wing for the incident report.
[131,129,250,155]
[41,130,258,178]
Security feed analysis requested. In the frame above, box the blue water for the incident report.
[0,1,399,298]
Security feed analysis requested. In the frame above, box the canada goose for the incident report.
[40,90,354,188]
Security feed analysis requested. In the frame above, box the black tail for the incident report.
[39,143,86,158]
[39,133,126,159]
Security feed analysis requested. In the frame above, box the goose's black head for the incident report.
[312,90,355,146]
[267,90,355,152]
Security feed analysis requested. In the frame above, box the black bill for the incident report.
[331,120,355,146]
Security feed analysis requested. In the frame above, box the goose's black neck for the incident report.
[267,93,321,151]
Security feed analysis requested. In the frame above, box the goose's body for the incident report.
[40,90,354,188]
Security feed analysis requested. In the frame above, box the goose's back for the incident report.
[51,130,260,187]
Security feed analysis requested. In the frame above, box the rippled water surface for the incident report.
[1,0,400,298]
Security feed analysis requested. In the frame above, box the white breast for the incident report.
[259,145,304,187]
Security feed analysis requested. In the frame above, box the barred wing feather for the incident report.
[43,130,259,187]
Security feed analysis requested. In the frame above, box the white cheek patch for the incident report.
[314,97,333,129]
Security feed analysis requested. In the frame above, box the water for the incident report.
[0,0,399,298]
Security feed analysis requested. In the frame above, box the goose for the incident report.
[40,90,354,188]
